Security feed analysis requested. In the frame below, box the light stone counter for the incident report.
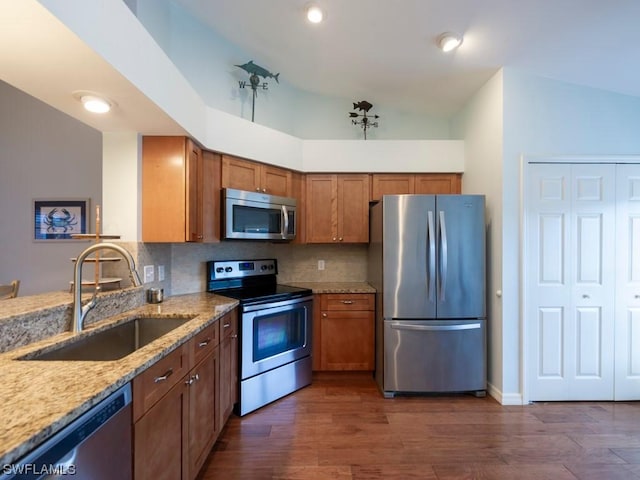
[0,292,238,467]
[289,282,376,294]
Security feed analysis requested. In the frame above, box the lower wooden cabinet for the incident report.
[313,293,375,371]
[132,309,237,480]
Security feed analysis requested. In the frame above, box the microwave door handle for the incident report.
[281,205,289,239]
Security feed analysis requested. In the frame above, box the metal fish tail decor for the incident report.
[235,61,280,83]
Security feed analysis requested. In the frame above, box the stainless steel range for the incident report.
[206,259,313,416]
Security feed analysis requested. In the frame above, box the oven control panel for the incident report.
[208,259,277,280]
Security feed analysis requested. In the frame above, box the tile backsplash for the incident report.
[104,241,368,296]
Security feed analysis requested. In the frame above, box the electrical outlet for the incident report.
[143,265,154,284]
[318,260,325,271]
[158,265,165,282]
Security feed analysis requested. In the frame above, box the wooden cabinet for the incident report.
[142,136,220,243]
[133,309,238,480]
[218,310,238,425]
[133,344,189,480]
[305,174,370,243]
[222,155,292,197]
[314,293,375,371]
[370,173,462,201]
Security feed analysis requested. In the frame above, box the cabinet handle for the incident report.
[256,187,261,192]
[322,313,327,317]
[193,373,200,382]
[582,294,590,299]
[198,338,211,348]
[339,237,343,241]
[262,188,266,193]
[332,237,337,241]
[231,334,238,339]
[341,300,354,304]
[154,368,173,383]
[185,378,193,386]
[223,322,231,329]
[635,295,640,299]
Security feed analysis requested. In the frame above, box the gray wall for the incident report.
[0,80,102,295]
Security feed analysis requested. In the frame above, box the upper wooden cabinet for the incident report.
[142,136,220,243]
[370,173,462,201]
[306,174,370,243]
[221,155,292,197]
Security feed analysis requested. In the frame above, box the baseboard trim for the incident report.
[487,382,524,405]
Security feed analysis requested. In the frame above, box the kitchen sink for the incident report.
[20,316,194,361]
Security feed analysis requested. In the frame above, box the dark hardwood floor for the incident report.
[198,372,640,480]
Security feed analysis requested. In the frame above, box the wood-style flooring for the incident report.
[197,372,640,480]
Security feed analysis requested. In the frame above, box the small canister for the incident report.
[147,288,164,304]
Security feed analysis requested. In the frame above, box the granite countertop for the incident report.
[0,292,238,467]
[289,282,376,294]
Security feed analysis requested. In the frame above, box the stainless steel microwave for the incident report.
[223,188,297,241]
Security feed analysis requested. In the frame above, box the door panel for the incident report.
[615,165,640,399]
[527,163,615,401]
[435,195,486,319]
[382,195,434,319]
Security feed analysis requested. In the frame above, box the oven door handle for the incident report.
[281,205,289,239]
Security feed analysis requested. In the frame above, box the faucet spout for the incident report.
[72,242,142,333]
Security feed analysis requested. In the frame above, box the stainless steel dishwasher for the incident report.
[2,383,132,480]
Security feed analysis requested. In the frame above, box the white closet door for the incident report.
[527,163,615,401]
[615,165,640,400]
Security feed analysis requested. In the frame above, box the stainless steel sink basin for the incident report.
[20,316,194,361]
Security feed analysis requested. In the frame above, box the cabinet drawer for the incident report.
[192,321,220,366]
[133,343,190,421]
[220,310,238,340]
[320,293,374,311]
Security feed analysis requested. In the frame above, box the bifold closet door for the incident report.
[526,163,616,401]
[614,165,640,400]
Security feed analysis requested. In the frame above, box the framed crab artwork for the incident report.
[33,199,89,241]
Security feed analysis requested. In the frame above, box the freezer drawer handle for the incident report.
[390,322,481,332]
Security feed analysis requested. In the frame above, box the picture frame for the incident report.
[33,199,90,241]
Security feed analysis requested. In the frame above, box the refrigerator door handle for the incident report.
[438,210,448,301]
[427,211,436,301]
[390,322,481,331]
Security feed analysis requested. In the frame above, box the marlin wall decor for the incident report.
[236,60,280,122]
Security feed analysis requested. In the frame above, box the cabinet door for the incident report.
[262,164,292,196]
[188,348,219,479]
[414,173,461,194]
[320,310,375,370]
[306,175,337,243]
[185,139,203,242]
[370,174,415,201]
[337,174,370,243]
[142,136,187,242]
[221,155,261,192]
[134,378,188,480]
[201,150,221,243]
[219,311,238,425]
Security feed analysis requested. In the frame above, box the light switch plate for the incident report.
[143,265,154,283]
[318,260,325,271]
[158,265,165,282]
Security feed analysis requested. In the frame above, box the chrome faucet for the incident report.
[72,243,142,333]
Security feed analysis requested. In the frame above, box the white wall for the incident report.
[0,80,102,295]
[501,68,640,400]
[451,71,505,400]
[132,0,453,140]
[102,132,140,241]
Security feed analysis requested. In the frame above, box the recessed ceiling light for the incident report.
[72,90,114,114]
[306,5,324,23]
[437,32,463,52]
[81,95,112,113]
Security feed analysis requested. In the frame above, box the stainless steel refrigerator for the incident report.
[368,194,486,397]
